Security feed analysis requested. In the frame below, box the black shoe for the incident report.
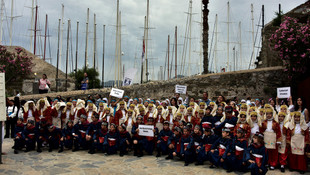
[156,153,161,157]
[210,165,216,169]
[14,150,18,154]
[89,150,95,154]
[184,163,189,166]
[226,169,233,173]
[72,148,79,152]
[48,149,52,152]
[58,149,63,153]
[195,162,203,166]
[137,154,143,157]
[37,148,42,153]
[300,171,305,174]
[134,152,138,156]
[165,156,172,160]
[120,153,124,157]
[281,167,285,173]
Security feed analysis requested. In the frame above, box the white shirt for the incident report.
[66,110,70,119]
[128,117,132,127]
[266,120,273,132]
[251,122,259,134]
[28,110,33,117]
[121,110,126,120]
[169,114,173,124]
[188,116,192,122]
[57,110,62,118]
[106,115,110,123]
[295,124,301,134]
[157,115,161,123]
[7,106,18,118]
[88,111,93,119]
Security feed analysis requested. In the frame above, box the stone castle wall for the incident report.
[11,66,288,102]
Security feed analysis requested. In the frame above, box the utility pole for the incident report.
[114,0,119,87]
[65,20,70,91]
[145,0,150,82]
[56,19,61,92]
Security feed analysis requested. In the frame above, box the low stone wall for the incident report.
[10,66,288,102]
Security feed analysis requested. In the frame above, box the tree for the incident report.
[0,46,33,83]
[70,67,101,90]
[269,16,310,80]
[202,0,209,74]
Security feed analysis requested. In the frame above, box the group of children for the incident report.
[10,96,310,175]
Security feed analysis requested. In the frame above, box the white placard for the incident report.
[277,87,291,99]
[123,68,137,86]
[175,85,187,94]
[110,88,124,99]
[138,125,154,137]
[0,73,6,121]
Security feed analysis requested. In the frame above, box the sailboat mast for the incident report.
[85,8,89,71]
[250,4,254,69]
[114,0,119,87]
[188,0,193,76]
[214,14,218,73]
[9,0,14,46]
[102,24,105,87]
[75,21,79,79]
[29,0,34,51]
[0,0,4,44]
[33,5,38,55]
[43,14,48,61]
[56,19,61,92]
[167,35,170,80]
[175,26,177,79]
[65,19,70,91]
[141,16,146,84]
[226,1,230,72]
[239,21,242,70]
[60,4,64,69]
[145,0,149,82]
[93,14,97,70]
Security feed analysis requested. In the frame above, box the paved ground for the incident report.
[0,139,307,175]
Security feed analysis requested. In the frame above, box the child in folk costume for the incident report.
[59,120,74,153]
[232,127,248,172]
[181,126,195,166]
[124,109,135,135]
[259,108,281,170]
[72,114,89,151]
[22,120,36,152]
[13,118,25,154]
[245,132,268,175]
[131,115,145,157]
[47,125,62,152]
[85,102,97,123]
[184,107,196,125]
[234,111,251,140]
[51,102,66,129]
[275,111,290,172]
[73,99,86,125]
[97,102,106,121]
[35,118,49,153]
[166,106,176,129]
[101,107,115,126]
[258,108,265,119]
[166,126,183,160]
[191,125,203,160]
[286,112,309,174]
[176,105,187,118]
[104,123,119,155]
[115,101,127,126]
[195,125,219,165]
[173,113,183,129]
[143,118,158,155]
[156,121,173,157]
[248,111,262,140]
[209,102,218,116]
[209,124,234,170]
[35,98,51,124]
[145,104,157,123]
[23,101,36,123]
[61,102,74,129]
[154,105,165,131]
[240,103,249,113]
[92,122,108,153]
[118,123,132,156]
[189,102,198,114]
[200,107,214,130]
[212,106,224,136]
[86,113,101,154]
[216,106,238,131]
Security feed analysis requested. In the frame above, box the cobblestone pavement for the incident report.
[0,139,307,175]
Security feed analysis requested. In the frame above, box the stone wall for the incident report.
[11,66,288,102]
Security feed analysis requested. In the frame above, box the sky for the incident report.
[0,0,305,83]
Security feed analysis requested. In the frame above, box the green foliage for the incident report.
[272,11,283,26]
[70,67,101,89]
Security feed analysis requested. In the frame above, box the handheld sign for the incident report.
[110,88,124,99]
[277,87,291,99]
[175,85,187,94]
[138,125,154,137]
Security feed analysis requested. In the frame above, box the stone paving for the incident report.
[0,139,307,175]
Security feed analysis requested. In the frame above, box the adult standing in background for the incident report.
[39,74,51,94]
[81,72,89,90]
